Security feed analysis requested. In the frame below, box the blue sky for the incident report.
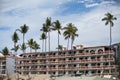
[0,0,120,54]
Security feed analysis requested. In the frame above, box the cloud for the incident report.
[0,0,120,53]
[85,3,99,8]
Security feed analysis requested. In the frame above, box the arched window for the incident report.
[90,50,95,54]
[98,49,103,54]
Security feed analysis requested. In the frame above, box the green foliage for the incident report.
[63,23,78,50]
[56,45,63,51]
[20,43,27,53]
[2,47,9,55]
[102,13,117,27]
[12,31,19,44]
[32,41,40,52]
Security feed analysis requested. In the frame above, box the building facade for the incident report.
[0,54,6,76]
[0,53,15,76]
[16,45,116,76]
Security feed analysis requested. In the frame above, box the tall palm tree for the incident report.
[52,20,62,51]
[40,23,48,52]
[16,24,29,53]
[102,12,117,49]
[63,23,78,50]
[63,29,70,50]
[32,41,40,52]
[45,17,52,52]
[102,12,117,75]
[11,31,20,80]
[40,32,47,52]
[27,38,34,52]
[71,28,78,50]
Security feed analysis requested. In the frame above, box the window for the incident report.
[90,50,95,54]
[98,49,103,54]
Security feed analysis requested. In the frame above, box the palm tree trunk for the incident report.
[109,24,112,74]
[58,32,59,51]
[67,38,69,50]
[71,39,73,50]
[23,34,25,53]
[48,31,50,52]
[110,24,112,50]
[45,32,47,52]
[45,39,46,52]
[42,40,44,52]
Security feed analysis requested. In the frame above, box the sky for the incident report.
[0,0,120,54]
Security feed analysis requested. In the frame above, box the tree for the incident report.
[16,24,29,53]
[11,45,19,53]
[102,12,117,75]
[102,12,117,49]
[27,38,34,52]
[45,17,52,52]
[52,20,62,51]
[63,23,78,50]
[32,41,40,52]
[12,31,19,49]
[20,43,27,53]
[2,47,9,55]
[40,32,47,52]
[71,28,78,50]
[56,45,63,51]
[40,23,48,52]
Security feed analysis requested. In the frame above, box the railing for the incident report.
[16,58,114,66]
[17,51,114,60]
[16,65,115,71]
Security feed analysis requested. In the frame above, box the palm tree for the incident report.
[52,20,62,51]
[63,23,78,50]
[11,45,19,53]
[71,28,78,50]
[45,17,52,52]
[102,12,117,49]
[11,31,20,80]
[27,38,34,52]
[16,24,29,53]
[2,47,9,56]
[40,23,48,52]
[12,31,19,50]
[56,45,63,51]
[102,12,117,75]
[32,41,40,52]
[20,43,27,53]
[40,32,47,52]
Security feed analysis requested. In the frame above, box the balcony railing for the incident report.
[17,51,114,60]
[16,65,115,71]
[16,58,114,66]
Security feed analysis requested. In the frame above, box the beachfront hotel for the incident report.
[16,45,116,76]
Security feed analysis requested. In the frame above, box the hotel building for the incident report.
[16,45,116,76]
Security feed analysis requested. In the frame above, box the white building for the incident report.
[16,45,116,76]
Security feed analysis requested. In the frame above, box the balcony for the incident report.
[16,57,114,66]
[17,51,114,61]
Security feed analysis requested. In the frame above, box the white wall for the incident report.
[6,57,15,75]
